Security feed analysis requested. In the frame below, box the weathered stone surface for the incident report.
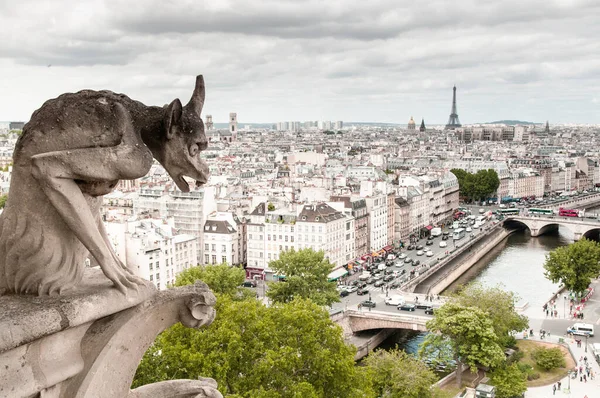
[0,278,217,398]
[130,378,223,398]
[0,268,156,354]
[0,75,209,296]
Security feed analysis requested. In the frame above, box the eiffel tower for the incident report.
[445,86,461,130]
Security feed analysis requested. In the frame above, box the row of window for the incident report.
[204,243,234,252]
[204,254,230,265]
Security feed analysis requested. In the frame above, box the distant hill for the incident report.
[485,120,537,126]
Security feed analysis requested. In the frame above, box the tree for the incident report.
[173,264,246,296]
[419,302,505,388]
[134,297,367,398]
[268,202,275,211]
[266,248,340,307]
[453,282,528,347]
[362,349,439,398]
[543,238,600,295]
[489,363,527,398]
[531,347,565,371]
[450,168,500,202]
[0,194,7,209]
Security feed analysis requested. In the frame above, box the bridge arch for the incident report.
[503,217,577,238]
[345,310,429,333]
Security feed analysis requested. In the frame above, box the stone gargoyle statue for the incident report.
[0,75,210,296]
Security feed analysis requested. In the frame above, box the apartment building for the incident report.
[364,194,388,251]
[203,212,244,266]
[330,195,370,258]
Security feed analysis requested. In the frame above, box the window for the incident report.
[222,245,226,252]
[319,226,323,233]
[156,261,160,269]
[156,283,160,290]
[259,252,263,258]
[156,273,160,280]
[290,226,294,233]
[205,254,209,264]
[249,234,253,240]
[222,256,227,264]
[291,236,294,242]
[285,236,288,242]
[268,234,271,240]
[212,255,217,264]
[205,243,209,250]
[212,244,216,251]
[149,263,153,271]
[149,275,153,281]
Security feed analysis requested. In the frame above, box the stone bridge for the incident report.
[504,215,600,241]
[333,309,429,334]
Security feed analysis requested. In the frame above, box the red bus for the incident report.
[558,208,579,217]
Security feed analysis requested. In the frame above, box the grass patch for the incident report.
[515,340,574,387]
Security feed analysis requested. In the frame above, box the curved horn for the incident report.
[186,75,205,115]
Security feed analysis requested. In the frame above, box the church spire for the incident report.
[419,118,426,132]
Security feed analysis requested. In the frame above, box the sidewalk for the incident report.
[522,333,600,397]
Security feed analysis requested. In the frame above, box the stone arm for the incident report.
[129,378,223,398]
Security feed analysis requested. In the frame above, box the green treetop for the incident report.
[266,248,340,307]
[173,264,246,296]
[543,238,600,295]
[450,168,500,202]
[453,282,528,347]
[420,302,506,388]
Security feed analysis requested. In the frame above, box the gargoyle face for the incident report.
[161,76,210,192]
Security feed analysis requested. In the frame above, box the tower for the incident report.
[419,118,426,132]
[229,112,237,137]
[407,116,416,130]
[445,86,462,130]
[205,115,213,130]
[545,120,550,133]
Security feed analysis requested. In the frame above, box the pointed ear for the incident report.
[165,99,183,140]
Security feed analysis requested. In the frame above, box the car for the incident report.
[374,280,385,287]
[439,241,447,248]
[390,280,402,289]
[407,245,415,250]
[366,277,375,284]
[385,295,405,306]
[241,281,257,288]
[383,274,394,282]
[357,287,369,295]
[426,251,434,257]
[344,285,358,293]
[404,257,413,263]
[416,244,424,250]
[413,260,421,266]
[479,208,485,214]
[361,300,377,308]
[466,227,472,232]
[394,261,404,267]
[398,303,416,311]
[350,279,360,286]
[415,303,431,309]
[398,253,407,259]
[499,204,506,208]
[416,250,424,256]
[373,273,384,281]
[441,235,449,240]
[426,240,433,246]
[340,289,349,297]
[424,306,435,315]
[384,268,394,275]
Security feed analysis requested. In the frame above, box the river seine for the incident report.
[380,228,574,354]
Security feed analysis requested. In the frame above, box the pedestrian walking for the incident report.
[583,374,587,383]
[552,384,556,395]
[557,380,561,390]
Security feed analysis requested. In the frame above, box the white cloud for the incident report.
[0,0,599,123]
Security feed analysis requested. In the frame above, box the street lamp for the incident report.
[585,334,588,353]
[563,295,567,319]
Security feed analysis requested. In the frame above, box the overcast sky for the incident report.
[1,0,599,124]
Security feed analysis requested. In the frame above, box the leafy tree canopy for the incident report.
[266,248,340,306]
[0,194,7,209]
[134,297,366,398]
[420,302,506,387]
[268,202,275,211]
[452,282,528,347]
[450,168,500,202]
[543,238,600,295]
[489,363,528,398]
[174,264,246,296]
[362,349,440,398]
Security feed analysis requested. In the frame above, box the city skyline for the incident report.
[1,0,599,124]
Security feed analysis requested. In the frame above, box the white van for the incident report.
[567,323,594,337]
[384,295,405,306]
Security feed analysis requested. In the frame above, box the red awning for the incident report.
[425,225,433,230]
[361,254,372,260]
[383,245,392,252]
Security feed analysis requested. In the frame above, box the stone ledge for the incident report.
[0,268,156,354]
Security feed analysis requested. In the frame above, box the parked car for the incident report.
[361,300,377,308]
[424,307,435,315]
[439,241,447,248]
[398,303,416,312]
[241,281,257,288]
[426,251,434,257]
[416,250,424,256]
[357,287,369,295]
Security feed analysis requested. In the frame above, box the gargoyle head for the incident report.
[160,75,210,192]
